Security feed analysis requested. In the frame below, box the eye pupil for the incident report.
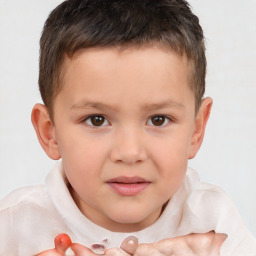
[91,116,105,126]
[152,116,165,126]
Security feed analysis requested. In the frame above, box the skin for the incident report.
[35,232,227,256]
[35,234,72,255]
[32,45,214,255]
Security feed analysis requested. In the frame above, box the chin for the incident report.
[112,212,142,223]
[116,215,144,224]
[108,206,159,230]
[108,216,149,232]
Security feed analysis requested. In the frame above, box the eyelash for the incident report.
[82,115,172,128]
[83,115,110,127]
[146,115,171,127]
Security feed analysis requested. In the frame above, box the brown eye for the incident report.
[148,116,170,126]
[85,115,109,127]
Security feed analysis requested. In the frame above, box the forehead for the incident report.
[56,45,194,112]
[60,45,190,86]
[60,44,189,76]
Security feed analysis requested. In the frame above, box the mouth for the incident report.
[106,176,151,196]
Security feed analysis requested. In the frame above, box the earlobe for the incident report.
[188,97,213,159]
[31,103,61,160]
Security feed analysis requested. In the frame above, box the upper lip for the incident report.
[106,176,150,184]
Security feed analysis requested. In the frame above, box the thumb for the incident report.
[54,233,72,255]
[120,236,138,255]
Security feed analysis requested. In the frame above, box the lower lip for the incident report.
[107,182,150,196]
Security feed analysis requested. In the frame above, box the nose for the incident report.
[110,127,148,165]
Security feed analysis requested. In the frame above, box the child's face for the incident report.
[51,46,201,232]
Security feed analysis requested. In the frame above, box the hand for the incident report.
[35,233,97,256]
[70,237,137,256]
[35,231,227,256]
[120,231,227,256]
[35,233,128,256]
[35,233,72,256]
[103,236,139,256]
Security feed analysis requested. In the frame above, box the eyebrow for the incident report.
[70,101,119,111]
[141,100,185,111]
[70,100,185,111]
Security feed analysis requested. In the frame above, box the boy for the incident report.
[0,0,255,255]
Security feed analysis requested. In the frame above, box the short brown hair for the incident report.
[39,0,206,119]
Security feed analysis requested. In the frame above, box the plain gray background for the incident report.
[0,0,255,236]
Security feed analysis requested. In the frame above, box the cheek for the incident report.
[58,126,107,157]
[57,130,110,179]
[149,133,190,193]
[151,132,191,169]
[60,138,108,200]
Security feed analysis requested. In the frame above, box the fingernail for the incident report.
[128,240,135,245]
[126,236,138,244]
[120,236,138,255]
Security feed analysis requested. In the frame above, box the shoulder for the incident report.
[181,168,243,232]
[0,185,48,254]
[185,168,231,206]
[0,184,68,255]
[0,185,46,211]
[0,185,53,229]
[182,168,256,254]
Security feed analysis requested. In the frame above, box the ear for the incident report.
[31,103,61,160]
[188,97,213,159]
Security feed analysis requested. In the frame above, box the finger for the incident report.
[54,233,72,255]
[105,248,132,256]
[152,237,176,255]
[189,231,227,248]
[120,236,138,255]
[71,243,97,256]
[213,233,228,247]
[35,248,61,256]
[133,243,164,256]
[209,233,228,256]
[183,231,227,255]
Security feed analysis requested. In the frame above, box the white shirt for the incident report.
[0,161,255,255]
